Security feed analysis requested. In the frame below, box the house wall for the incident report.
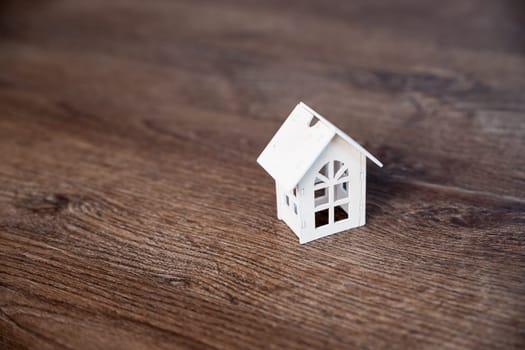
[359,153,366,226]
[276,182,302,238]
[297,135,366,243]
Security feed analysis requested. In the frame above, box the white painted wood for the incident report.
[359,154,366,226]
[277,184,302,238]
[297,136,363,243]
[299,102,383,168]
[257,102,382,244]
[276,182,283,220]
[257,104,335,192]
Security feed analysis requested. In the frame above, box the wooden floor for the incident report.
[1,1,524,349]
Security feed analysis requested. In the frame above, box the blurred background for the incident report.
[1,0,524,194]
[1,1,524,349]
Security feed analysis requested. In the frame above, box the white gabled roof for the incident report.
[257,102,383,191]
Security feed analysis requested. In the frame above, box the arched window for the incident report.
[314,160,350,228]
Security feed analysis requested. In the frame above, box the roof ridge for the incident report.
[299,102,383,168]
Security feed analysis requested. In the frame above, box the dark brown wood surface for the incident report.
[1,1,524,349]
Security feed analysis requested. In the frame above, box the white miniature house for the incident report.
[257,102,383,243]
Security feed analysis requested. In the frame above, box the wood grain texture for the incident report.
[0,0,524,349]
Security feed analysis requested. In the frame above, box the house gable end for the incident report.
[258,102,382,193]
[257,104,335,191]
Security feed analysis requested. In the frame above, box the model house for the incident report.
[257,102,383,243]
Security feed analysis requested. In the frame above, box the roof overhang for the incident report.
[257,102,383,191]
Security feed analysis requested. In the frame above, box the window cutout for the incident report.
[314,188,326,198]
[309,116,320,127]
[334,161,344,174]
[293,187,297,197]
[334,203,349,222]
[313,159,350,230]
[315,209,329,227]
[334,182,349,201]
[314,187,328,207]
[293,203,298,215]
[318,163,328,177]
[337,168,349,179]
[285,195,290,206]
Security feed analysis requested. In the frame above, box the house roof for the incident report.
[257,102,383,191]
